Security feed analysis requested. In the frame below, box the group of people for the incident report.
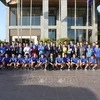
[0,40,99,71]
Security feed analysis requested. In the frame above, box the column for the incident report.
[86,0,89,41]
[21,0,22,42]
[41,0,49,38]
[61,0,67,38]
[56,9,60,39]
[30,0,32,42]
[6,7,10,42]
[74,0,76,43]
[17,0,20,41]
[92,0,97,42]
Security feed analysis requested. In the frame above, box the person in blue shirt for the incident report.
[38,41,44,56]
[88,55,97,70]
[31,53,38,70]
[92,42,96,55]
[0,43,6,57]
[8,53,18,69]
[0,52,3,69]
[38,54,48,70]
[70,41,74,49]
[71,54,79,70]
[35,41,40,56]
[16,54,24,68]
[55,54,63,70]
[94,44,100,64]
[80,54,88,70]
[2,53,10,69]
[23,53,31,69]
[29,41,33,49]
[86,44,93,59]
[62,53,71,70]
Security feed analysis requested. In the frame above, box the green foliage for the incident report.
[0,40,2,44]
[39,38,53,43]
[56,38,70,45]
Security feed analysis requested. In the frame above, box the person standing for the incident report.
[78,42,85,58]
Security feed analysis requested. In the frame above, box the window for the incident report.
[49,16,56,26]
[48,29,56,41]
[10,7,17,26]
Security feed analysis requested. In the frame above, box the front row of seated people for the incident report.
[0,52,97,71]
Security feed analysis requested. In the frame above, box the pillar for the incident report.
[6,7,10,42]
[61,0,67,38]
[41,0,49,38]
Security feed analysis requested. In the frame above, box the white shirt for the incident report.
[23,46,30,55]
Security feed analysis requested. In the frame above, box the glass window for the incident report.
[32,16,40,25]
[48,29,56,41]
[68,17,74,26]
[76,17,83,26]
[22,7,30,26]
[68,29,75,41]
[32,7,41,25]
[49,16,56,26]
[76,29,86,42]
[10,7,17,26]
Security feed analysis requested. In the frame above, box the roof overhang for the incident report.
[1,0,100,7]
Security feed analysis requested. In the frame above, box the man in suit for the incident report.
[48,53,55,70]
[72,44,79,57]
[16,42,24,56]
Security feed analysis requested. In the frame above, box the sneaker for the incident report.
[92,68,96,71]
[76,67,78,70]
[85,68,87,71]
[60,68,62,71]
[44,68,47,71]
[68,68,70,71]
[34,67,36,70]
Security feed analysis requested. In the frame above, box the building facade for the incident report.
[1,0,100,44]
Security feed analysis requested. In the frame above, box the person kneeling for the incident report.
[55,54,63,70]
[38,54,48,71]
[22,53,31,69]
[88,55,97,70]
[71,54,80,70]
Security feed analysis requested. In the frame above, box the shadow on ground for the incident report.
[0,70,99,100]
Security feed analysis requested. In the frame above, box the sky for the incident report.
[0,1,6,41]
[0,1,100,41]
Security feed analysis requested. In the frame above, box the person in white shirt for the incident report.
[23,43,30,55]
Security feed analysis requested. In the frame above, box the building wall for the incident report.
[6,0,98,43]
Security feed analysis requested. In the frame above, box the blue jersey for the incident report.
[94,48,100,57]
[31,57,38,63]
[0,46,6,56]
[89,58,96,64]
[10,57,17,62]
[92,46,95,52]
[17,57,24,63]
[0,56,2,64]
[56,57,63,63]
[35,44,40,50]
[24,57,31,64]
[70,44,74,49]
[80,58,88,63]
[3,57,10,64]
[38,45,44,55]
[63,57,70,63]
[87,48,93,57]
[30,45,33,49]
[39,57,47,63]
[71,57,79,63]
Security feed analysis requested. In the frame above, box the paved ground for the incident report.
[0,69,100,100]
